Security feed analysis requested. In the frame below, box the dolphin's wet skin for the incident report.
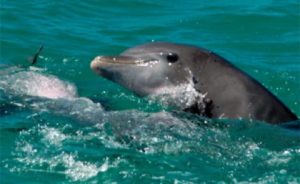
[91,42,299,125]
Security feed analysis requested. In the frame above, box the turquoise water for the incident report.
[1,1,300,183]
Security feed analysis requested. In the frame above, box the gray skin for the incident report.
[90,42,298,124]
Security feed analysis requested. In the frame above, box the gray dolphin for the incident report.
[90,42,298,124]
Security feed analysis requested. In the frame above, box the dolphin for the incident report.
[90,42,298,124]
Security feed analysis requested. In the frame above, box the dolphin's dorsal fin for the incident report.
[28,45,44,65]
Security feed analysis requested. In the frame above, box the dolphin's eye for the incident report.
[166,53,179,63]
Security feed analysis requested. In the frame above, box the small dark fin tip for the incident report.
[30,45,44,65]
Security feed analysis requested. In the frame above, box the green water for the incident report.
[1,1,300,183]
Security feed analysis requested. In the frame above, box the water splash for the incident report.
[7,113,300,182]
[0,66,104,124]
[0,67,77,100]
[148,77,205,110]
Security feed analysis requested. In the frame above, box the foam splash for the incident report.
[148,77,206,109]
[0,67,106,125]
[11,125,111,181]
[63,154,109,181]
[0,69,77,99]
[7,111,300,182]
[40,127,67,146]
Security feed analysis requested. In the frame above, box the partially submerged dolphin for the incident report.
[90,42,298,124]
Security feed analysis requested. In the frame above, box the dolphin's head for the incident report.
[91,42,300,125]
[91,42,209,96]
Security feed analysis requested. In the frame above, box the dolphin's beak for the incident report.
[90,55,143,72]
[90,56,101,71]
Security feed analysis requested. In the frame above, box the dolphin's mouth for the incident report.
[90,56,158,71]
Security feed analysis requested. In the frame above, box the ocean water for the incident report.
[1,0,300,183]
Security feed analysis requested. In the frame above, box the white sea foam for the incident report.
[63,154,109,181]
[149,77,206,109]
[40,127,67,146]
[12,125,112,181]
[0,70,77,99]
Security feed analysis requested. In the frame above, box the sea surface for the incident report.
[1,1,300,183]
